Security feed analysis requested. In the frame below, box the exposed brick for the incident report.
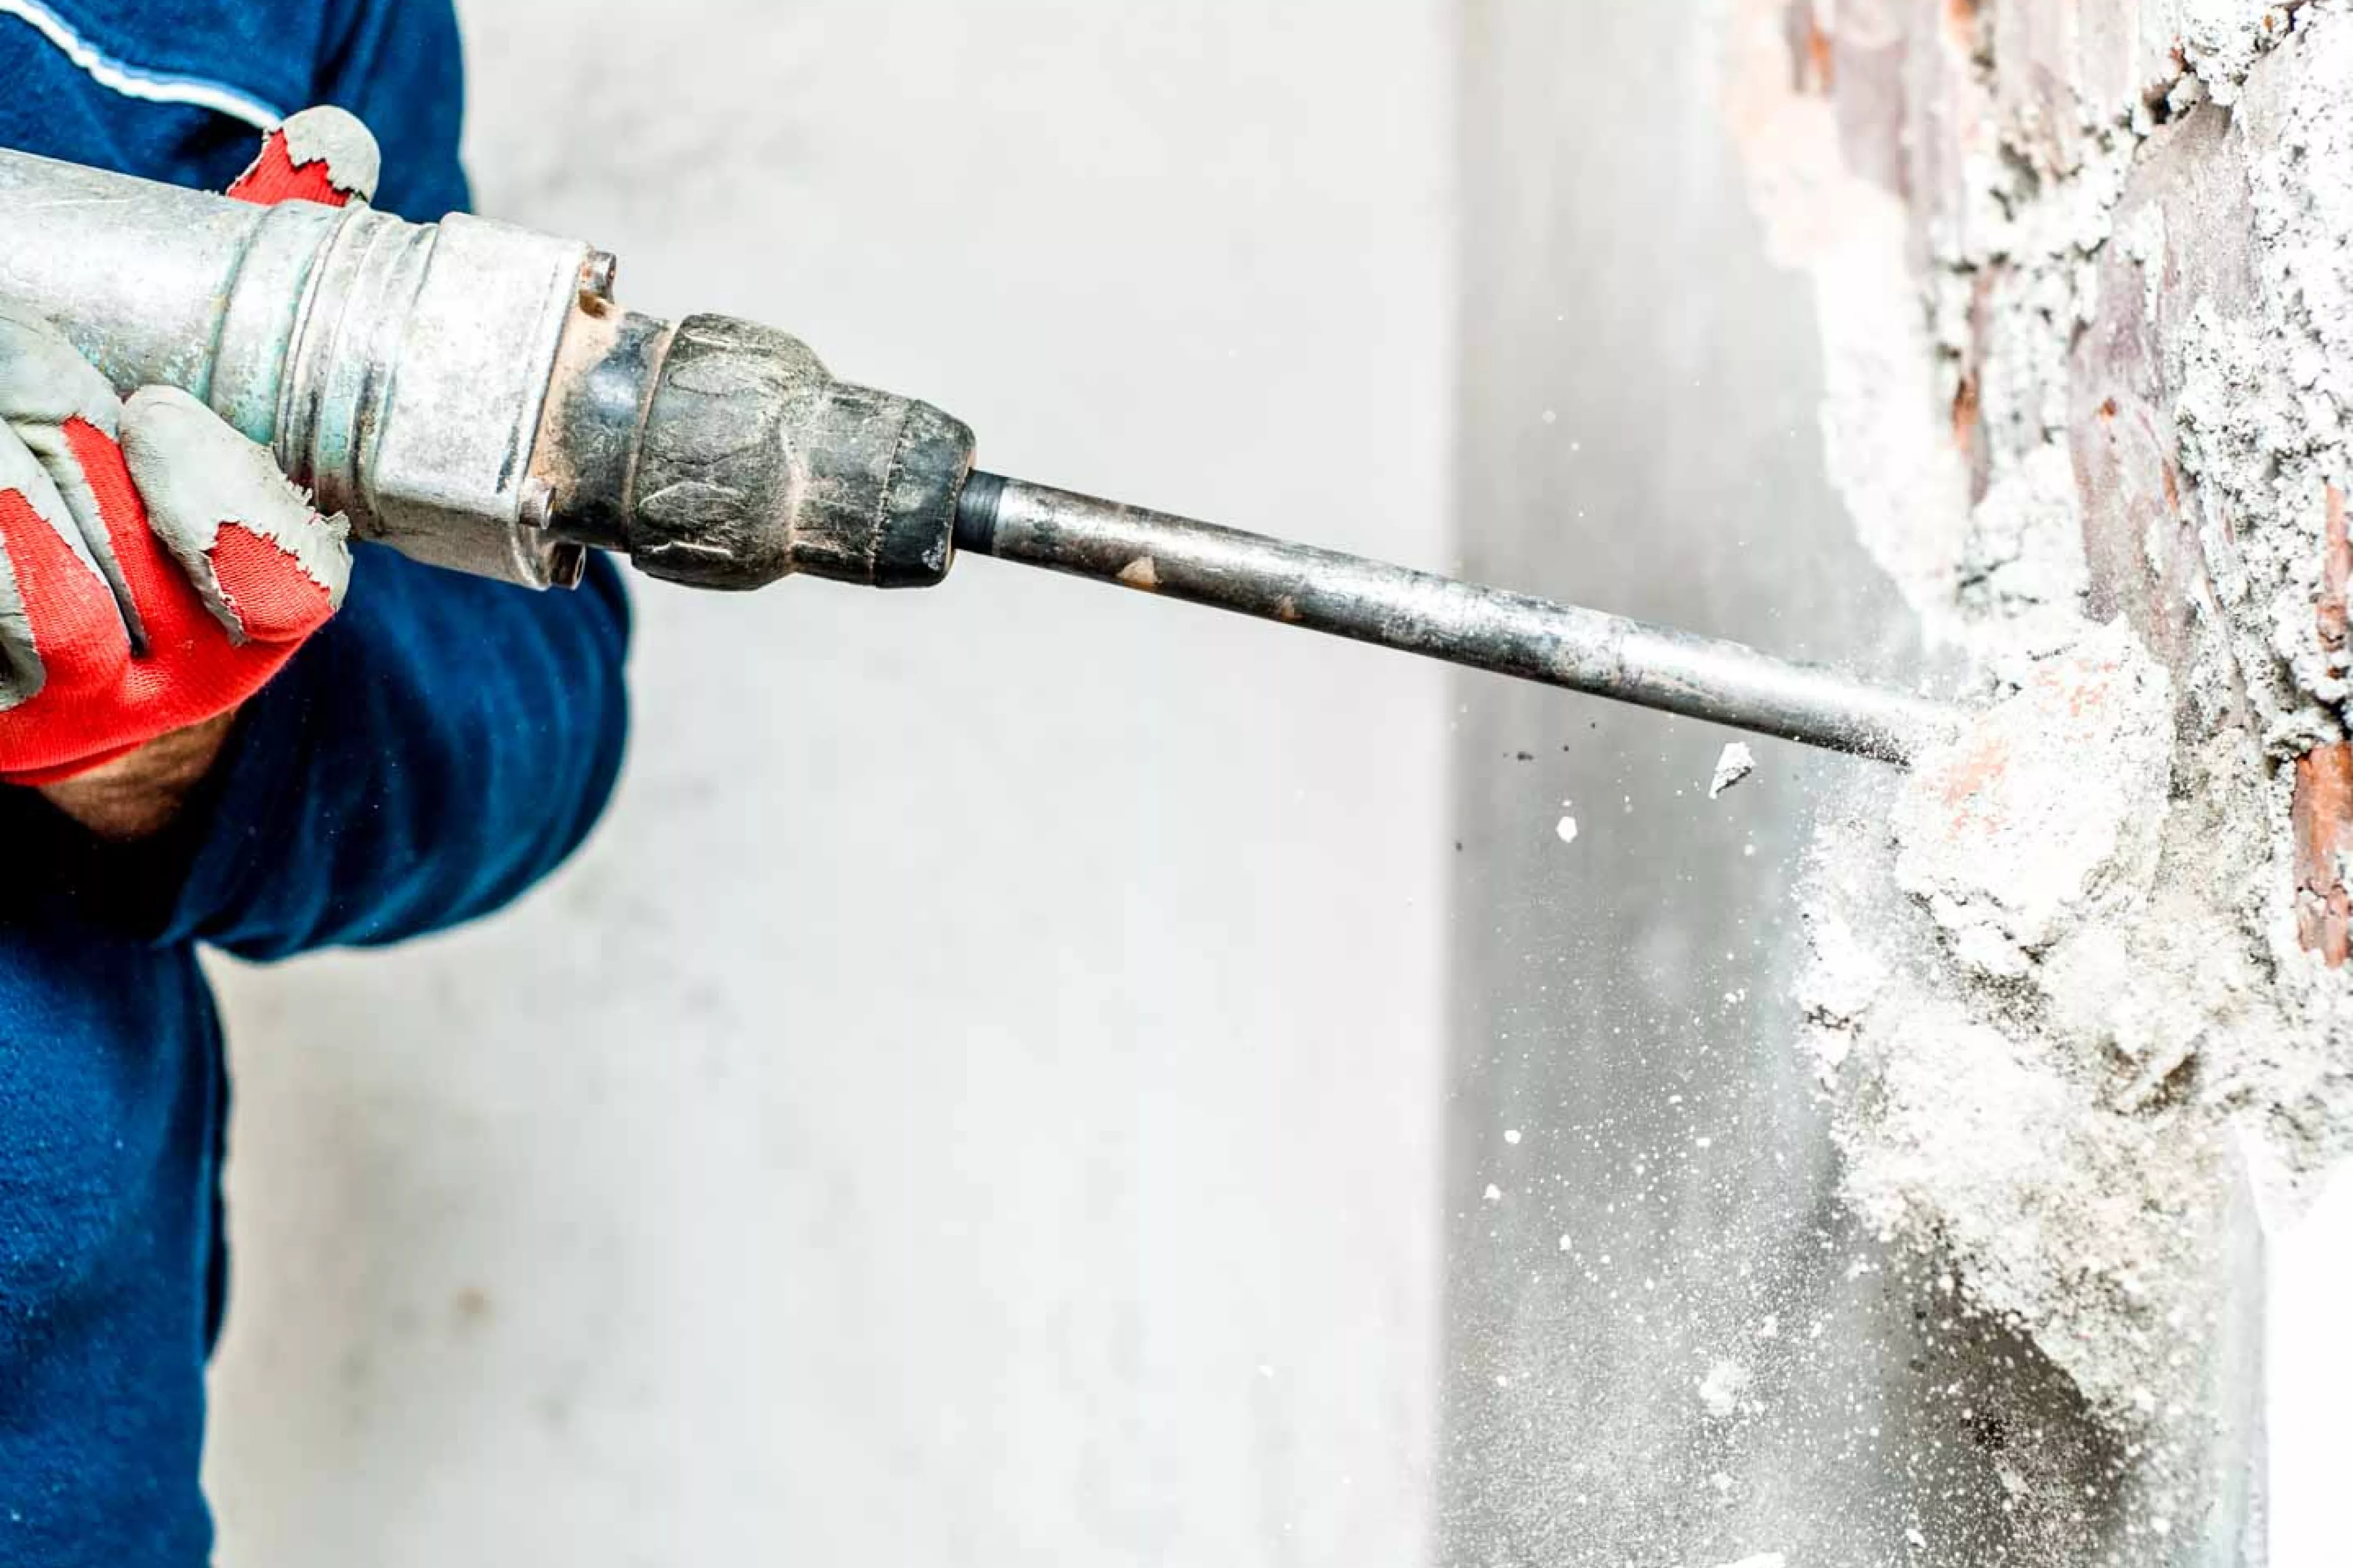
[2294,743,2353,967]
[1958,269,1998,502]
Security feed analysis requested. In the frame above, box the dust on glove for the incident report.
[0,107,379,784]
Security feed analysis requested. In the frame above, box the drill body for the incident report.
[0,147,974,596]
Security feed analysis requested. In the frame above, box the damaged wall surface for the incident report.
[1749,0,2353,1557]
[1452,1,2353,1564]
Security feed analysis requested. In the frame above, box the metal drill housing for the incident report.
[0,148,975,592]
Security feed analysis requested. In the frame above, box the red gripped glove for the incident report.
[0,107,380,786]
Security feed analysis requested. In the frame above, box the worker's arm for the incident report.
[17,549,629,960]
[145,543,630,959]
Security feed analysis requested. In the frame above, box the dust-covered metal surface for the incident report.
[0,147,328,402]
[286,207,585,586]
[0,148,578,586]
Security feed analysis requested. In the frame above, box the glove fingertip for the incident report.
[231,107,381,208]
[211,520,343,642]
[280,107,381,203]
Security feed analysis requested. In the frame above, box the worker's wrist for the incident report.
[36,712,239,841]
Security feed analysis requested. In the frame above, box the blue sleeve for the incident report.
[155,546,631,960]
[312,0,472,221]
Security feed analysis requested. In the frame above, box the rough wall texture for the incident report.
[1447,1,2353,1563]
[1731,0,2353,1558]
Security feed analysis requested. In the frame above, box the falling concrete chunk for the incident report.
[1708,741,1757,799]
[1892,621,2171,980]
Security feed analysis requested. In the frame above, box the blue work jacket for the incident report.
[0,4,633,1560]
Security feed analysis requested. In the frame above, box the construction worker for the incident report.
[0,5,631,1563]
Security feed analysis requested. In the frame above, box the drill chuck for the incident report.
[546,311,972,592]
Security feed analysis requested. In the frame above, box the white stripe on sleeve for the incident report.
[0,0,285,129]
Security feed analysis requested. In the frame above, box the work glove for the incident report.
[0,107,379,785]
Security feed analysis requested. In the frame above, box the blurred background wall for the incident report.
[200,3,1452,1563]
[1441,3,1878,1555]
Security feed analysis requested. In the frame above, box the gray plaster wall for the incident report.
[198,4,1452,1562]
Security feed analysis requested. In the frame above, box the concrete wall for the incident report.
[200,5,1453,1562]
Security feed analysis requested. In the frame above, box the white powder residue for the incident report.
[1720,26,1975,639]
[1709,1556,1787,1568]
[1800,624,2324,1409]
[1555,813,1579,846]
[2177,1,2301,105]
[1696,1358,1752,1420]
[1708,742,1757,800]
[1952,445,2091,676]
